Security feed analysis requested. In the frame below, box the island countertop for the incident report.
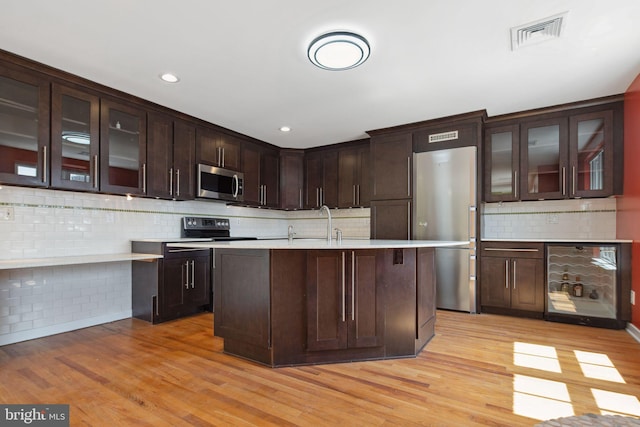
[166,239,468,250]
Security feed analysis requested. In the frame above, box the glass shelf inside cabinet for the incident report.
[547,245,617,319]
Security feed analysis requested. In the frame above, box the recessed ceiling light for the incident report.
[280,126,291,132]
[308,31,370,71]
[160,73,180,83]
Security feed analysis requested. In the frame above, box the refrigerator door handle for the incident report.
[468,205,477,244]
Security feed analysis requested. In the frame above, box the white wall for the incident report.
[0,185,369,345]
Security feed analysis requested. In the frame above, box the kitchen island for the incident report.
[168,239,466,367]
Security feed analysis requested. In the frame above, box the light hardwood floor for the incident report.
[1,311,639,426]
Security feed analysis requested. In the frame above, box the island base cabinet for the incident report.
[214,249,272,365]
[215,248,438,367]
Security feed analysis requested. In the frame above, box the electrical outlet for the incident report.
[2,207,14,221]
[632,290,636,306]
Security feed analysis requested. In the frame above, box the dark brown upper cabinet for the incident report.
[242,141,279,207]
[196,126,242,171]
[369,133,412,201]
[305,148,338,209]
[0,66,50,187]
[100,99,147,195]
[279,149,304,210]
[338,143,370,208]
[50,84,100,191]
[146,114,196,200]
[484,99,622,202]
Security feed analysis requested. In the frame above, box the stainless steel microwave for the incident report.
[197,164,244,202]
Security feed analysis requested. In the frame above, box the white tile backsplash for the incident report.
[0,185,369,345]
[482,198,617,240]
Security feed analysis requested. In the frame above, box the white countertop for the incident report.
[481,238,632,243]
[167,239,469,250]
[0,253,162,270]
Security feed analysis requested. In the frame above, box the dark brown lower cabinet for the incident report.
[480,242,544,317]
[306,250,383,351]
[132,242,211,324]
[214,247,436,367]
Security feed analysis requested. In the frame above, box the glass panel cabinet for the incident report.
[484,124,519,202]
[0,68,50,187]
[51,84,100,191]
[546,244,629,329]
[521,119,568,200]
[100,99,147,195]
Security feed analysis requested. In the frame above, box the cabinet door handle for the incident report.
[353,185,356,206]
[562,167,566,196]
[407,156,411,197]
[341,252,346,322]
[175,169,180,197]
[264,185,267,205]
[42,145,47,183]
[316,188,319,207]
[572,166,576,196]
[512,260,517,289]
[505,260,509,289]
[93,155,99,189]
[320,187,324,205]
[191,260,195,289]
[169,167,174,196]
[183,261,189,290]
[217,147,221,167]
[142,163,147,194]
[514,170,518,199]
[221,147,225,168]
[407,201,411,240]
[357,184,360,206]
[299,188,303,209]
[351,251,355,321]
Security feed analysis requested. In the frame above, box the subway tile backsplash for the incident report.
[481,198,617,240]
[0,185,369,345]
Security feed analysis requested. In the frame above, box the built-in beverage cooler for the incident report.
[546,243,631,329]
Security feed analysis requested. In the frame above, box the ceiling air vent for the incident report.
[428,130,458,143]
[510,12,567,51]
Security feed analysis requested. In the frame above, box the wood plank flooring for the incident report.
[1,311,639,426]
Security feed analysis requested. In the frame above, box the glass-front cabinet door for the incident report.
[484,124,519,202]
[569,110,613,198]
[0,68,50,187]
[520,118,568,200]
[100,99,147,195]
[51,84,100,191]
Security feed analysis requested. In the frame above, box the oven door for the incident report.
[197,164,244,202]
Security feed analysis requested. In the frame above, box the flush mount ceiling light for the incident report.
[160,73,180,83]
[308,31,370,71]
[279,126,291,132]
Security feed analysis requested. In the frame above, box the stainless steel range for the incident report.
[181,216,256,241]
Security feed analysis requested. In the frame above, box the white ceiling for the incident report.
[1,0,639,149]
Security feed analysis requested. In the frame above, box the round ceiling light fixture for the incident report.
[308,31,370,71]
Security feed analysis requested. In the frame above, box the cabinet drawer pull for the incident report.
[484,248,539,252]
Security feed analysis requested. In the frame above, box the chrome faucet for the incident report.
[319,205,332,243]
[288,225,296,242]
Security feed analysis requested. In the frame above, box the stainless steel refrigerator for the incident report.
[413,146,477,312]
